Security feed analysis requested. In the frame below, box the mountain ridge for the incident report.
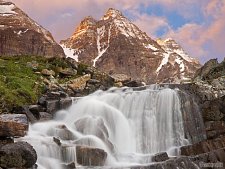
[60,8,201,83]
[0,1,65,57]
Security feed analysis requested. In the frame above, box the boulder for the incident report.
[152,152,169,162]
[0,141,37,168]
[111,73,131,83]
[0,114,28,137]
[41,69,55,76]
[23,106,38,123]
[28,105,44,119]
[39,112,53,121]
[60,97,72,109]
[68,74,91,90]
[123,80,143,87]
[50,125,75,140]
[0,137,14,147]
[46,100,60,115]
[62,162,76,169]
[87,79,101,85]
[59,68,77,77]
[76,145,107,166]
[91,69,114,89]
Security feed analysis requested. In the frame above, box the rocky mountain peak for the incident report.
[102,8,123,20]
[0,1,65,57]
[157,38,200,65]
[80,16,97,26]
[61,8,201,83]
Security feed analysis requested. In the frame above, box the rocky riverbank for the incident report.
[0,57,224,168]
[0,55,141,168]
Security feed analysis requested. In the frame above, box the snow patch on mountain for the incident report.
[93,25,111,67]
[144,44,158,51]
[156,53,170,73]
[61,45,79,62]
[0,4,16,15]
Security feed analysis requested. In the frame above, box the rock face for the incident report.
[61,8,201,83]
[194,58,225,81]
[0,1,65,57]
[0,114,28,137]
[0,141,37,168]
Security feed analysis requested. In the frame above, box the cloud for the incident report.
[166,0,225,63]
[133,13,170,38]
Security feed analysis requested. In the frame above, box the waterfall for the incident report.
[19,86,203,168]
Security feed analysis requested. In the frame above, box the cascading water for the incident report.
[19,86,196,168]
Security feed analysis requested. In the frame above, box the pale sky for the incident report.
[9,0,225,64]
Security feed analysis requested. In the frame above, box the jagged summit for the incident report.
[0,1,64,57]
[61,8,201,83]
[102,8,123,20]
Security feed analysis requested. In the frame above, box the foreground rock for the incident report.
[180,135,225,156]
[76,145,107,166]
[0,114,28,137]
[0,141,37,168]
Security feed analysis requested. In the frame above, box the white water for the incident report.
[20,86,190,168]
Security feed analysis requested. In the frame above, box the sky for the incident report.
[9,0,225,64]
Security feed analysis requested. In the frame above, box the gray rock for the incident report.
[46,100,60,115]
[39,112,53,121]
[152,152,169,162]
[60,97,72,109]
[0,141,37,168]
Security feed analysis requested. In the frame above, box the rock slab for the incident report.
[0,114,28,137]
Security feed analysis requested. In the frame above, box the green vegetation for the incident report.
[0,56,83,113]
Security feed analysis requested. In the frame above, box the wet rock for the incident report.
[62,162,76,169]
[152,152,169,162]
[0,114,28,137]
[39,112,53,121]
[0,141,37,168]
[28,105,44,119]
[180,135,225,156]
[76,145,107,166]
[23,106,38,123]
[48,125,75,140]
[38,96,47,106]
[60,97,72,109]
[123,80,143,87]
[53,137,61,146]
[190,147,225,166]
[46,100,60,115]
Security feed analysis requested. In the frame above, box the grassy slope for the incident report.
[0,56,82,113]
